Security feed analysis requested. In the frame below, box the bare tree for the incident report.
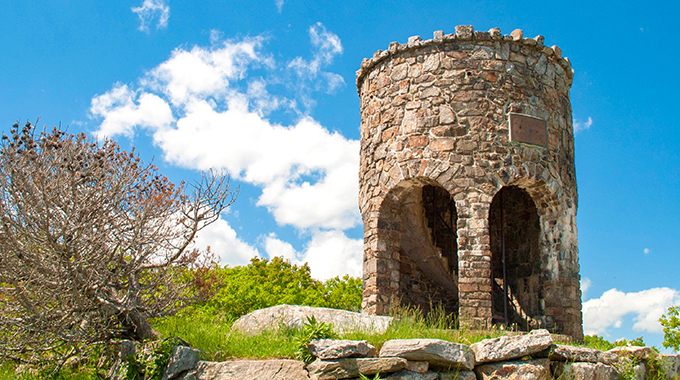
[0,122,235,363]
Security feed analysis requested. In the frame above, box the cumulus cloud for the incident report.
[265,231,362,280]
[644,248,651,255]
[132,0,170,32]
[583,287,680,336]
[90,83,173,138]
[90,25,361,277]
[193,218,260,266]
[275,0,284,12]
[573,116,593,134]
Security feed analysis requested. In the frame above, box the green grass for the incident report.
[0,305,523,378]
[152,303,509,361]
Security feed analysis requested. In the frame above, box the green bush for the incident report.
[660,305,680,352]
[184,257,362,322]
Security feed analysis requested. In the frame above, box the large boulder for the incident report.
[470,329,552,363]
[306,357,407,380]
[177,359,309,380]
[308,339,376,359]
[379,339,475,370]
[231,305,392,335]
[474,358,551,380]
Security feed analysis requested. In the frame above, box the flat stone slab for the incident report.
[177,359,309,380]
[548,344,617,364]
[379,339,475,370]
[475,358,550,380]
[383,370,438,380]
[470,329,552,363]
[309,339,375,359]
[306,357,406,380]
[607,346,651,360]
[231,305,392,335]
[552,361,621,380]
[438,370,476,380]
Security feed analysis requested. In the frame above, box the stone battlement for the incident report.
[356,25,573,90]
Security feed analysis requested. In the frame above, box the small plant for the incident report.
[359,371,381,380]
[293,316,338,364]
[117,337,183,380]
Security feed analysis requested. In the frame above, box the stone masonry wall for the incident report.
[357,25,582,338]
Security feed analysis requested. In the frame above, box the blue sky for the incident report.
[2,0,679,350]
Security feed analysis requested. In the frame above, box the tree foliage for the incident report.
[660,305,680,352]
[0,122,235,363]
[192,257,363,322]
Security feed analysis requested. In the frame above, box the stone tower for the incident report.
[357,26,582,338]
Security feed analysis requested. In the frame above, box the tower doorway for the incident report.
[489,186,543,330]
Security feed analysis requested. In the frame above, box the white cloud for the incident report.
[644,248,651,255]
[90,26,360,278]
[275,0,284,12]
[583,287,680,336]
[193,217,260,266]
[581,277,592,299]
[573,116,593,134]
[90,83,173,139]
[132,0,170,32]
[265,231,362,280]
[143,38,263,105]
[287,22,345,108]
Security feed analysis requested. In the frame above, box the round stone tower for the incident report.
[357,25,582,338]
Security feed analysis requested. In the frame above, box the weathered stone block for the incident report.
[475,358,550,379]
[306,357,407,380]
[162,346,201,380]
[379,339,475,370]
[308,339,376,360]
[179,359,309,380]
[552,361,620,380]
[547,344,617,364]
[470,329,552,363]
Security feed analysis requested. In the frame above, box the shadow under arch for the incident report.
[377,177,459,316]
[489,185,544,330]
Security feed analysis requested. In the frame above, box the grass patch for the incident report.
[152,303,510,361]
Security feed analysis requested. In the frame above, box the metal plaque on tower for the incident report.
[509,113,547,147]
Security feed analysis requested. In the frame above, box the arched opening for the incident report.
[376,180,459,317]
[489,186,543,330]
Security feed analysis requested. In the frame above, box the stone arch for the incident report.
[374,177,459,316]
[488,185,544,330]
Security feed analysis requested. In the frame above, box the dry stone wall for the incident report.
[164,331,680,379]
[356,25,581,338]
